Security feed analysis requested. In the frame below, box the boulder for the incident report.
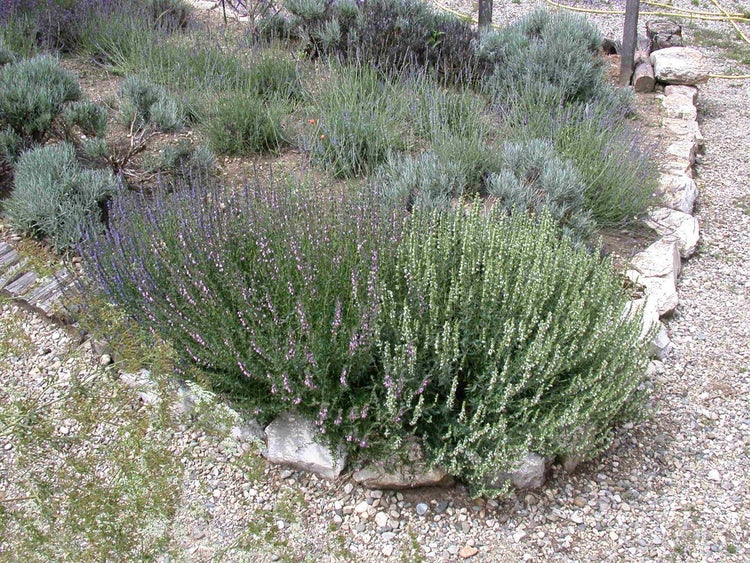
[646,207,700,257]
[666,139,697,164]
[662,118,704,146]
[658,174,698,214]
[264,412,346,479]
[486,452,550,491]
[353,439,454,489]
[647,20,683,50]
[650,47,709,85]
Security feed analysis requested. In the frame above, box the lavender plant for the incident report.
[303,65,407,178]
[0,54,81,145]
[4,142,115,250]
[80,177,402,450]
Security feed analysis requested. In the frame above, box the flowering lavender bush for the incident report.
[82,174,650,493]
[81,176,402,450]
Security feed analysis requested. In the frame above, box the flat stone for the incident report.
[662,158,694,179]
[459,546,479,559]
[646,207,700,257]
[658,174,698,214]
[264,412,346,480]
[666,140,697,166]
[628,271,679,318]
[661,94,697,120]
[651,47,709,85]
[629,238,682,317]
[664,84,698,103]
[661,118,704,147]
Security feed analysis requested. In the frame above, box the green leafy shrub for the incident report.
[82,179,396,445]
[432,134,503,195]
[247,53,303,102]
[487,139,594,240]
[119,74,184,132]
[204,91,287,155]
[63,101,109,138]
[303,66,406,177]
[4,142,115,250]
[375,204,649,494]
[0,55,81,144]
[82,176,650,496]
[375,151,465,211]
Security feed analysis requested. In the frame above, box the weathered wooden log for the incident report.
[632,34,655,92]
[647,20,683,51]
[633,61,656,93]
[602,37,620,55]
[635,35,651,64]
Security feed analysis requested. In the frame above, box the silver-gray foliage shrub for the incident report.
[4,142,115,250]
[0,55,82,144]
[375,151,466,211]
[488,139,594,240]
[119,74,184,133]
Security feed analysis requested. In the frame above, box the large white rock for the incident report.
[650,47,709,85]
[264,412,346,479]
[664,84,698,103]
[623,296,672,359]
[646,207,700,257]
[486,452,550,491]
[666,139,697,164]
[628,237,682,317]
[631,237,682,282]
[661,118,704,146]
[658,174,698,214]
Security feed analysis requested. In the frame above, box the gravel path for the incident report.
[2,2,750,561]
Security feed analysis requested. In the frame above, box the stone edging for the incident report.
[627,83,703,361]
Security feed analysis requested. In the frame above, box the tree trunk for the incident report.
[478,0,493,33]
[619,0,640,86]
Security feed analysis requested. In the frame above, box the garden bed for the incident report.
[1,0,663,498]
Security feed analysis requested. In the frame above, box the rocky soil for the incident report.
[2,1,749,561]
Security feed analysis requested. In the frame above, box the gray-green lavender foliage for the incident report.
[0,55,81,144]
[487,139,595,241]
[4,142,115,250]
[119,74,184,133]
